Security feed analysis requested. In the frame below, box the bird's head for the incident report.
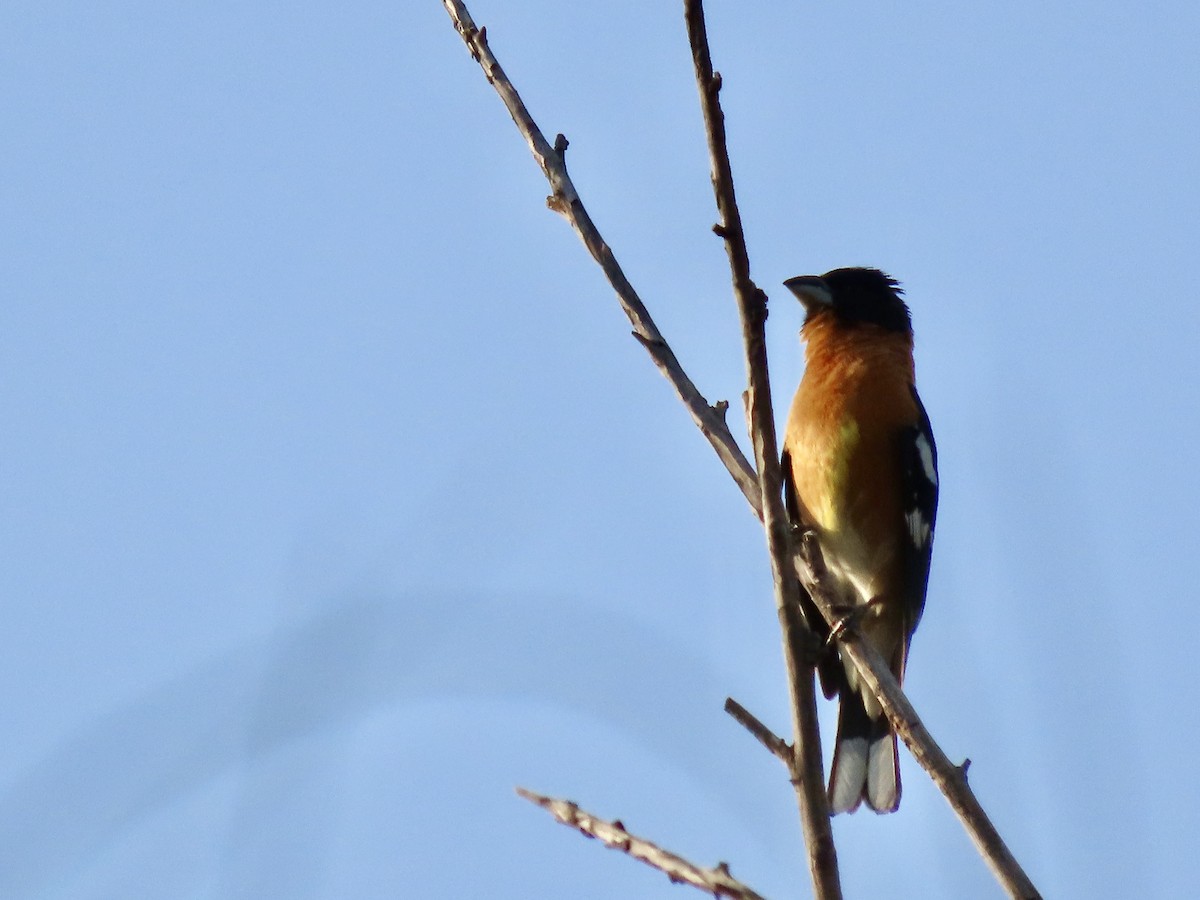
[784,267,912,335]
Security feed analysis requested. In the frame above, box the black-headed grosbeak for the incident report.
[780,267,938,815]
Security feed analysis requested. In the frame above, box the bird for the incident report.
[780,267,938,814]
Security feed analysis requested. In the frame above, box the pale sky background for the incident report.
[3,2,1199,898]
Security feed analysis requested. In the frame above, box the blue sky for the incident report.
[4,1,1198,897]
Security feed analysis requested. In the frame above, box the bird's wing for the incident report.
[897,385,939,636]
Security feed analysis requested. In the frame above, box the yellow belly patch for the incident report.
[813,417,859,530]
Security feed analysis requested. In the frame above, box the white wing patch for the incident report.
[905,508,931,548]
[915,432,937,487]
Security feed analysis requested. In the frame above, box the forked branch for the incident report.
[441,2,1041,897]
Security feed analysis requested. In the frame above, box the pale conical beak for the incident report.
[783,275,833,316]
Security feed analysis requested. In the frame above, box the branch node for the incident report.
[712,399,729,419]
[959,758,973,780]
[465,25,483,61]
[712,71,723,92]
[554,132,569,157]
[712,222,729,239]
[630,329,666,350]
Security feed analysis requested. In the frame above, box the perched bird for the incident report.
[780,267,938,815]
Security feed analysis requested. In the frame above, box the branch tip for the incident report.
[724,696,793,768]
[515,786,768,899]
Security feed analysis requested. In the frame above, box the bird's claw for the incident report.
[825,596,885,646]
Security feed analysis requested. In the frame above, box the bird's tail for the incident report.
[828,688,900,814]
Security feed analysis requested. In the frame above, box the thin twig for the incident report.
[440,4,1041,898]
[516,788,769,900]
[724,697,792,768]
[682,1,840,895]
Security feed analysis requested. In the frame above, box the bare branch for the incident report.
[682,2,840,895]
[441,4,1042,898]
[516,788,768,900]
[441,0,759,513]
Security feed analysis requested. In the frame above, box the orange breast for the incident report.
[783,318,917,608]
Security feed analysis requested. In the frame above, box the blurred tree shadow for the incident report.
[0,590,785,896]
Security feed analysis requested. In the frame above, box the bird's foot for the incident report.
[826,596,885,646]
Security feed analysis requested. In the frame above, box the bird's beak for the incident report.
[783,276,833,316]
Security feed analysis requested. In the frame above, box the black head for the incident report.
[783,267,911,334]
